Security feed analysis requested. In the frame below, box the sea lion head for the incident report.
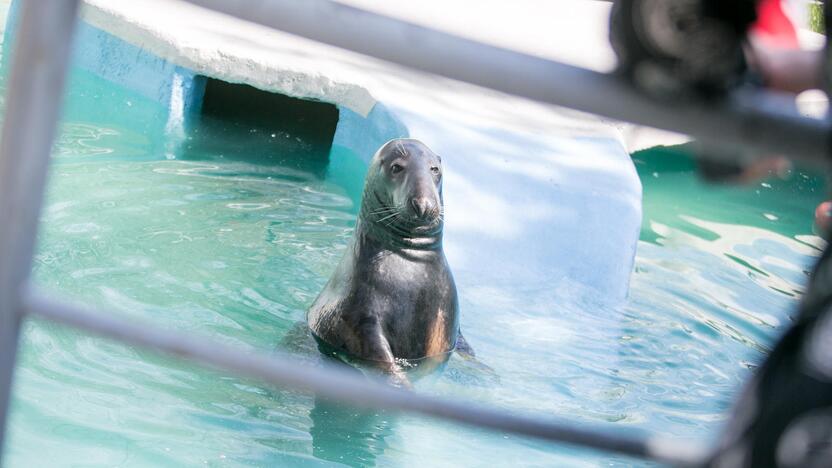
[361,139,444,241]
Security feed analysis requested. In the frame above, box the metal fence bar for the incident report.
[22,290,710,467]
[0,0,80,457]
[183,0,831,166]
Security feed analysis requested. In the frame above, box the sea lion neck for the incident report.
[358,188,443,256]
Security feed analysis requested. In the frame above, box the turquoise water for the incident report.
[3,32,829,468]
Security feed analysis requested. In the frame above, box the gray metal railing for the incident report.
[0,0,82,450]
[0,0,828,466]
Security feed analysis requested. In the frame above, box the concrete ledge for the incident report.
[80,0,377,117]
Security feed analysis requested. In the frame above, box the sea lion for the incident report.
[307,138,461,386]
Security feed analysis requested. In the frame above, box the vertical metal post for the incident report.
[0,0,80,458]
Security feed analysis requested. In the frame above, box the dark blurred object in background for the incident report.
[609,0,758,99]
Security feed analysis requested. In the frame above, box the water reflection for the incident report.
[309,394,395,467]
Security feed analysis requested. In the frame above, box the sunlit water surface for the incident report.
[2,37,828,468]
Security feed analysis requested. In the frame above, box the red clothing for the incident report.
[752,0,800,48]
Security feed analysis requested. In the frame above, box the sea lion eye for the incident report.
[430,166,440,175]
[390,163,403,174]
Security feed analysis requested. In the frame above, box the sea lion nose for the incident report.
[410,196,435,219]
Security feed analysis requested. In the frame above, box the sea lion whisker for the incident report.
[369,207,399,218]
[373,203,399,212]
[377,211,401,223]
[384,212,402,224]
[370,207,398,215]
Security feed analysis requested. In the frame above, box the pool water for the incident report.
[3,38,829,468]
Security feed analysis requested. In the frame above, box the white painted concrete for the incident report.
[81,0,378,116]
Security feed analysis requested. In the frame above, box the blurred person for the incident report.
[707,2,832,467]
[744,0,830,231]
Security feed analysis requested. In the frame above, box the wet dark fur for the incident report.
[307,139,460,386]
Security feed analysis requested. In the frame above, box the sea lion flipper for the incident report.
[281,321,318,356]
[452,333,500,384]
[359,321,412,388]
[455,333,476,358]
